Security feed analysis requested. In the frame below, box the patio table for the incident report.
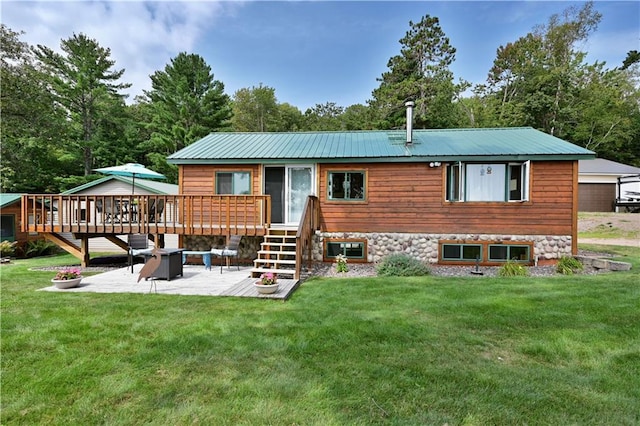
[144,248,184,280]
[181,250,212,270]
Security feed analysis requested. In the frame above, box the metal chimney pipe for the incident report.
[405,101,415,145]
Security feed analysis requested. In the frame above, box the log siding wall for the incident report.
[318,161,576,237]
[180,165,262,196]
[180,161,576,238]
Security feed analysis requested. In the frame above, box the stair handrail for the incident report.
[295,195,320,280]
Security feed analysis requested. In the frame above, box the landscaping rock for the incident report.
[592,259,610,269]
[609,260,632,271]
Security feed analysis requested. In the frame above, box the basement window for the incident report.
[441,244,482,262]
[488,244,531,262]
[324,240,366,261]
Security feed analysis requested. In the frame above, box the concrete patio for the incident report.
[40,263,300,300]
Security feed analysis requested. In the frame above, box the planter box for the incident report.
[254,283,279,294]
[52,277,83,289]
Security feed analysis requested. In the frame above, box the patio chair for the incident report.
[128,233,151,273]
[104,198,119,223]
[148,199,165,222]
[96,199,118,223]
[96,199,104,220]
[211,235,242,273]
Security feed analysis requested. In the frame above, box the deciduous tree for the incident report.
[231,84,279,132]
[275,103,304,132]
[569,63,640,164]
[303,102,345,131]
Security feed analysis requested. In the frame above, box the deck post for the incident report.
[80,237,90,267]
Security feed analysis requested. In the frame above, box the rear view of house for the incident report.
[168,125,595,268]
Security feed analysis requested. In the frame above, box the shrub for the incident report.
[498,259,529,277]
[0,240,17,257]
[556,256,584,275]
[377,253,431,277]
[24,239,59,258]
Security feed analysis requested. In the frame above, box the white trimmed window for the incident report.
[446,161,529,202]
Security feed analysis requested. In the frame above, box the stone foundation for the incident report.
[182,235,262,261]
[313,232,573,263]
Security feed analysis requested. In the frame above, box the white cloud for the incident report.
[585,28,639,68]
[2,0,239,102]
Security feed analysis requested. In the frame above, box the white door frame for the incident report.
[264,164,315,225]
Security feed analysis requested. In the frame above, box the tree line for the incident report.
[2,1,638,193]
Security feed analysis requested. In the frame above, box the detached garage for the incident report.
[579,159,640,212]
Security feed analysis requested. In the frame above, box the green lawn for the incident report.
[2,247,639,425]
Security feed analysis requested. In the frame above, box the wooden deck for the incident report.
[21,194,320,279]
[220,278,300,300]
[21,194,272,236]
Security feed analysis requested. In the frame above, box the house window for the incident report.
[488,244,530,262]
[446,162,529,202]
[446,162,461,201]
[507,164,528,201]
[216,172,251,195]
[328,171,365,201]
[324,240,366,261]
[441,244,482,261]
[0,215,16,242]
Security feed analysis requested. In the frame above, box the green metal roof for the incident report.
[62,176,178,195]
[167,127,595,164]
[0,193,23,208]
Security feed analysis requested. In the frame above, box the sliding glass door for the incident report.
[286,166,313,225]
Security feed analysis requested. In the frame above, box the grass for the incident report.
[2,247,640,425]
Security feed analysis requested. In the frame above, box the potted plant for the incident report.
[51,267,83,289]
[254,272,278,294]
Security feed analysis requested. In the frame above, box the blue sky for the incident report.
[3,1,638,111]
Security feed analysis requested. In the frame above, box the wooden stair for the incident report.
[251,228,298,279]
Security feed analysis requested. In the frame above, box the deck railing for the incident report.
[21,194,271,236]
[295,195,320,279]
